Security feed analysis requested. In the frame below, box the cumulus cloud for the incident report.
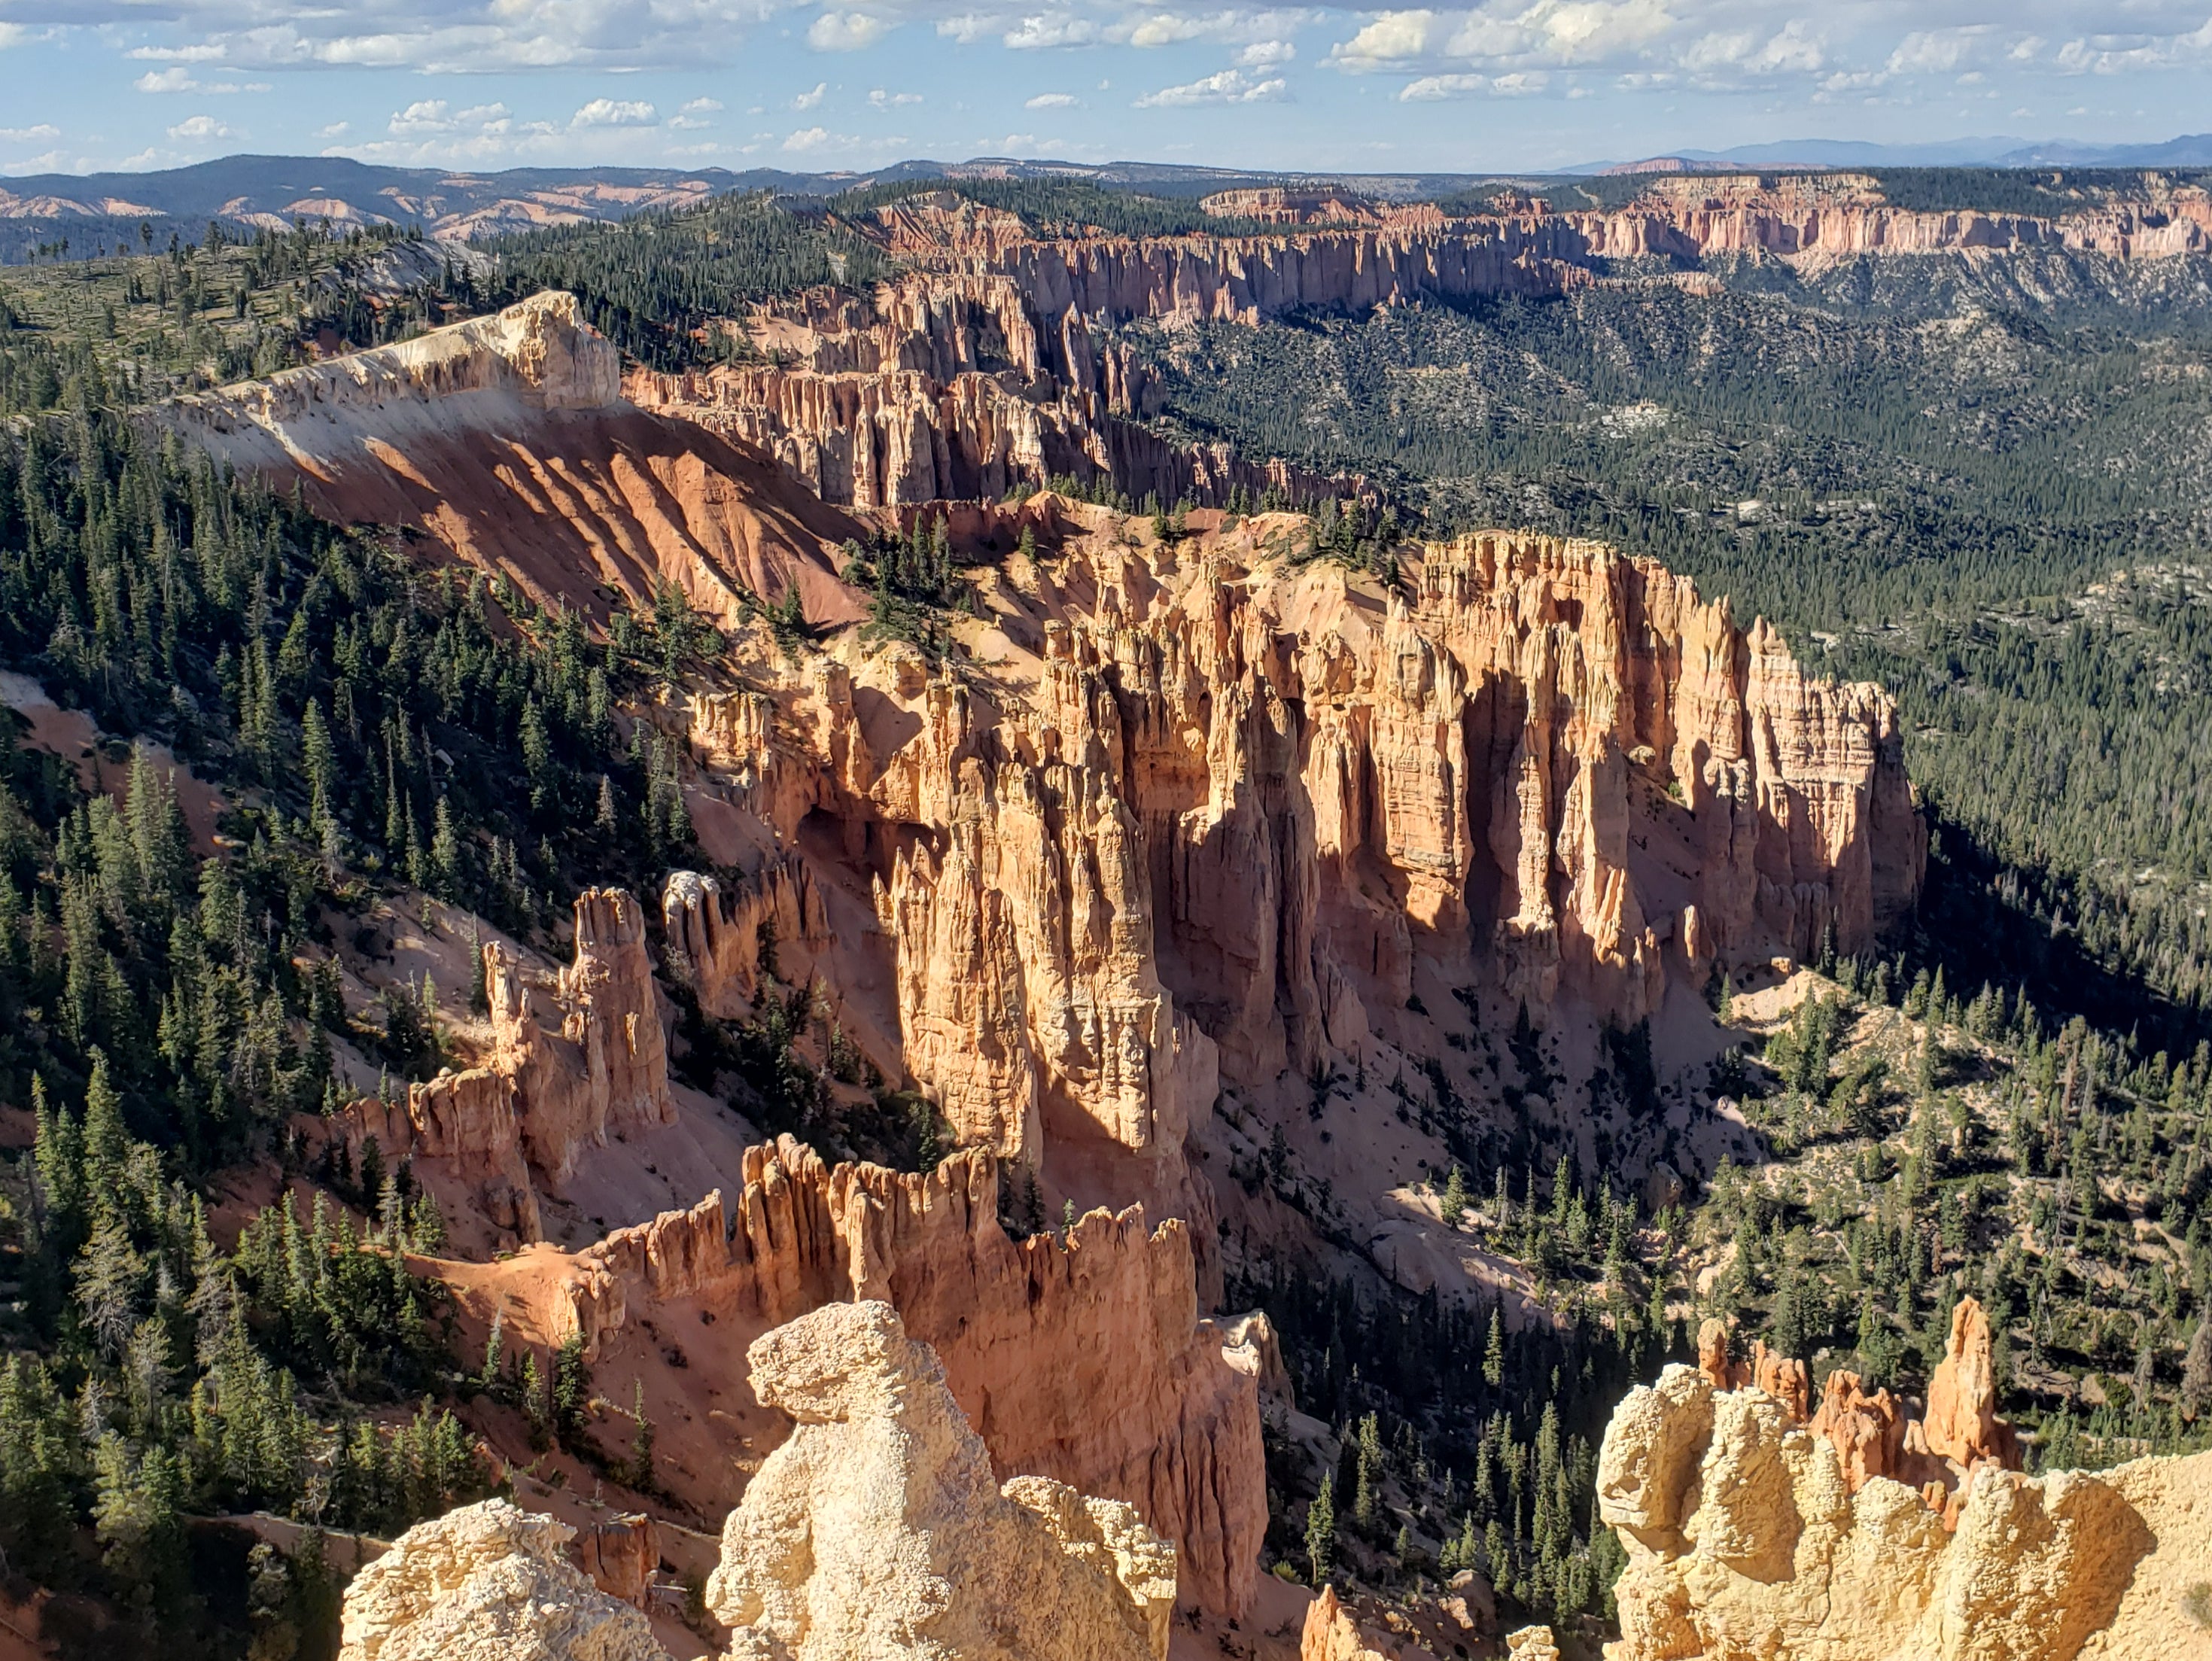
[1133,65,1288,104]
[1025,90,1081,105]
[810,11,893,50]
[1238,38,1296,65]
[570,98,657,127]
[794,81,829,108]
[166,114,235,141]
[682,96,724,112]
[0,123,61,141]
[783,125,833,149]
[869,87,923,105]
[671,96,723,128]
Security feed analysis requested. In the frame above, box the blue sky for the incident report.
[0,2,2208,178]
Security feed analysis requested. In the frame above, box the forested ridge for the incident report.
[0,406,723,1654]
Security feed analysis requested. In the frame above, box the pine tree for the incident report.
[1440,1164,1468,1230]
[1483,1307,1505,1389]
[1305,1472,1336,1585]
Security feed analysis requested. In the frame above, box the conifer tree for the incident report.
[1305,1472,1335,1585]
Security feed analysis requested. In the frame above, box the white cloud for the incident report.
[869,87,923,106]
[1005,14,1103,48]
[570,98,657,128]
[1885,26,1991,76]
[794,81,829,108]
[389,99,454,135]
[810,11,892,50]
[2056,17,2212,75]
[1399,70,1486,97]
[314,121,351,138]
[0,123,61,141]
[166,114,235,141]
[1238,38,1296,66]
[1329,9,1439,70]
[1134,66,1288,105]
[1025,90,1081,106]
[681,97,724,113]
[783,125,833,150]
[134,65,272,93]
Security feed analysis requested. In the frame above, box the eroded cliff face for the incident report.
[625,269,1353,511]
[312,887,674,1243]
[700,520,1918,1179]
[1594,1297,2211,1661]
[499,1134,1267,1619]
[627,180,2212,517]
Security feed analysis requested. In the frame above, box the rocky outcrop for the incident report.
[167,292,619,434]
[310,887,678,1241]
[709,1300,1177,1661]
[1302,1586,1391,1661]
[577,1513,659,1609]
[662,856,831,1018]
[321,1067,541,1243]
[1678,1301,2017,1526]
[489,887,674,1189]
[1921,1296,2020,1469]
[336,1499,668,1661]
[1593,1355,2205,1661]
[509,1136,1265,1618]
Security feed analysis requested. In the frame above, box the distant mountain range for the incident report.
[1590,134,2212,172]
[2,140,2209,264]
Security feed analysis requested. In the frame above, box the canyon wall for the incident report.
[712,526,1918,1150]
[524,1135,1267,1619]
[624,267,1357,510]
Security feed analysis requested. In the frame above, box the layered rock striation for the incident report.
[710,1299,1177,1660]
[527,1135,1267,1618]
[149,294,866,631]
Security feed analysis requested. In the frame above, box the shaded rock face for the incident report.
[336,1499,668,1661]
[531,1135,1267,1620]
[490,886,674,1190]
[307,887,674,1245]
[729,534,1918,1173]
[710,1299,1177,1661]
[1592,1314,2205,1661]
